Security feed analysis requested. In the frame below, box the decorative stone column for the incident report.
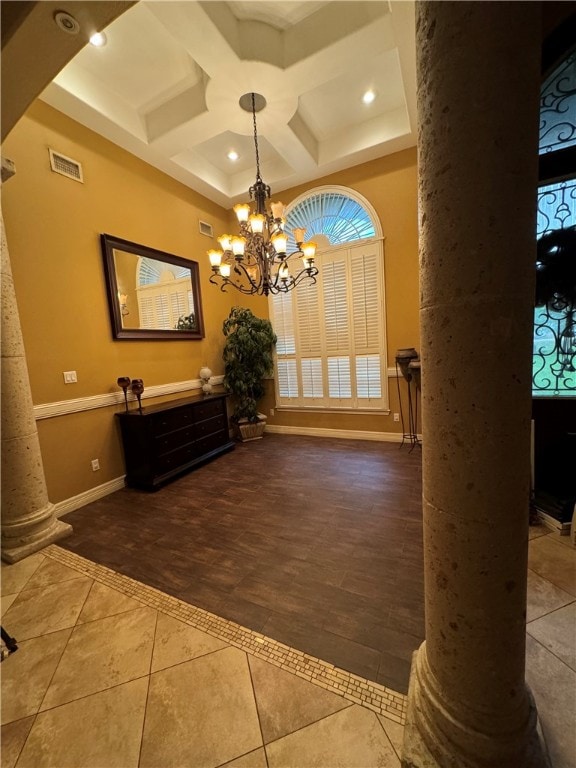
[1,158,72,563]
[402,4,547,768]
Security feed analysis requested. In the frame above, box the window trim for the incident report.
[270,184,388,413]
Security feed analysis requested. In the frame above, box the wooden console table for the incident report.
[116,392,234,490]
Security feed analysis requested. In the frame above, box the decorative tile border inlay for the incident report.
[46,545,407,723]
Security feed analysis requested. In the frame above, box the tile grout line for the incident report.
[45,545,407,724]
[526,597,576,626]
[526,631,576,673]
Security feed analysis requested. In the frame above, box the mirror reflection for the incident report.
[101,234,204,340]
[114,251,197,331]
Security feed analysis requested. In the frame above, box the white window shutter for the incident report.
[301,358,324,398]
[355,355,382,399]
[277,359,298,398]
[323,258,349,352]
[272,292,295,355]
[296,280,321,354]
[139,296,154,327]
[170,292,187,324]
[351,245,380,350]
[155,295,170,329]
[327,356,352,399]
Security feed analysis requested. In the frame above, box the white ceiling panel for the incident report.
[40,0,416,208]
[227,1,327,30]
[66,4,202,110]
[298,49,406,142]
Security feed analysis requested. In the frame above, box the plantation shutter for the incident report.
[296,279,324,403]
[272,291,295,356]
[269,190,387,412]
[139,296,154,327]
[323,258,349,352]
[170,292,187,325]
[155,295,170,329]
[276,359,298,398]
[350,243,383,403]
[301,358,324,398]
[322,253,353,406]
[272,292,299,401]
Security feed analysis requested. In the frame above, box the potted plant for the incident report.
[222,306,277,441]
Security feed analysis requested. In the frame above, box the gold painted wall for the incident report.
[2,100,420,505]
[2,100,241,502]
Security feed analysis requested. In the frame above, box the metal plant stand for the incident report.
[395,349,421,452]
[1,626,18,660]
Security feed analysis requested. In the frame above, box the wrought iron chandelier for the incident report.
[208,92,318,296]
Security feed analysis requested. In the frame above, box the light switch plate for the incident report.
[63,370,77,383]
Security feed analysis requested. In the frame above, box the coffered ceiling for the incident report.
[40,1,416,208]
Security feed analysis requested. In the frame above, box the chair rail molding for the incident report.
[33,376,224,420]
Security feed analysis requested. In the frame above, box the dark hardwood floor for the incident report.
[60,434,424,693]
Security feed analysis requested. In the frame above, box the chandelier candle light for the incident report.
[209,92,319,296]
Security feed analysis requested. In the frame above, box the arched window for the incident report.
[269,187,388,411]
[284,190,376,252]
[534,48,576,396]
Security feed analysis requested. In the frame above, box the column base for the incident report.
[1,513,72,564]
[402,646,551,768]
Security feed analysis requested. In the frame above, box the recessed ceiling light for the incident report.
[54,11,80,35]
[227,151,239,161]
[363,90,375,105]
[89,32,107,47]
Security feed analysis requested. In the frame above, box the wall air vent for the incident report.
[48,149,83,182]
[199,220,213,237]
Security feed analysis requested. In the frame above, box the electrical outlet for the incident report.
[63,370,77,384]
[270,408,274,416]
[393,413,400,422]
[91,459,100,471]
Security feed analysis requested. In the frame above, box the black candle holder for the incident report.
[117,376,131,413]
[131,379,144,413]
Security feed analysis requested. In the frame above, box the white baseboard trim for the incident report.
[264,425,407,442]
[54,476,126,518]
[34,375,224,420]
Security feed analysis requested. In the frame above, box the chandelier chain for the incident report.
[251,93,261,181]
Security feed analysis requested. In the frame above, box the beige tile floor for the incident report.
[526,527,576,768]
[0,525,574,768]
[1,550,403,768]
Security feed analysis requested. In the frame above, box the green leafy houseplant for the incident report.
[175,312,195,330]
[222,306,277,424]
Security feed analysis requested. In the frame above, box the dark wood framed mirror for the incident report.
[101,234,205,340]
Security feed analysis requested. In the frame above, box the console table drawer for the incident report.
[155,425,196,456]
[195,431,232,457]
[154,406,194,436]
[193,399,224,423]
[116,392,234,490]
[156,443,199,475]
[194,413,227,438]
